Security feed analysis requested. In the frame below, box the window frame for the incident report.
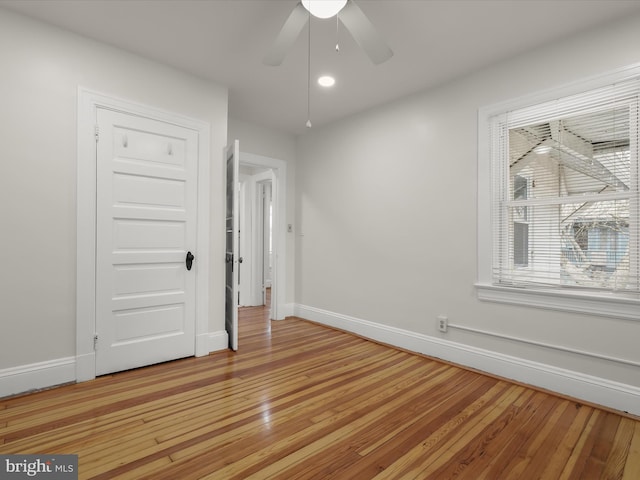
[477,64,640,321]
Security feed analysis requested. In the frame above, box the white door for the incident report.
[225,140,240,351]
[95,108,198,375]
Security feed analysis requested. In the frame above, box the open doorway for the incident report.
[238,166,274,310]
[237,152,287,322]
[259,180,273,306]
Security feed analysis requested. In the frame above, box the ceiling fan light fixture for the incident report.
[301,0,348,19]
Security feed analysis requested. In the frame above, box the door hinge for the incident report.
[94,125,99,142]
[93,334,98,350]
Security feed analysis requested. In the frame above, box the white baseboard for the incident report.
[283,303,295,318]
[0,357,76,398]
[197,330,228,355]
[75,351,96,382]
[3,330,230,398]
[295,304,640,417]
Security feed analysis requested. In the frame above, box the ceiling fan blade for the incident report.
[263,3,309,66]
[339,0,393,65]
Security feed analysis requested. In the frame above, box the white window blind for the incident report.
[489,78,640,294]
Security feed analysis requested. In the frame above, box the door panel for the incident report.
[225,140,239,351]
[95,108,198,375]
[114,220,185,250]
[113,174,186,207]
[112,126,187,166]
[113,263,184,295]
[113,304,185,343]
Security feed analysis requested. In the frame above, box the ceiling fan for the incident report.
[264,0,393,66]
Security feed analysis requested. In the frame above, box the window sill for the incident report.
[475,283,640,321]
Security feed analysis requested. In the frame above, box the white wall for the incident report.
[0,9,228,375]
[294,13,640,414]
[228,117,296,305]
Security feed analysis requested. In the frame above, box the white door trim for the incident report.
[240,152,287,320]
[76,87,211,381]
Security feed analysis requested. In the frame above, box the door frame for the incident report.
[240,152,287,320]
[76,88,211,381]
[225,141,240,351]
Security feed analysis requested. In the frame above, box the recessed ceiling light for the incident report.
[301,0,347,19]
[318,75,336,87]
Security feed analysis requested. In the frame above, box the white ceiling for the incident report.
[2,0,640,135]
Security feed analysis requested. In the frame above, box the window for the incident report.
[477,66,640,319]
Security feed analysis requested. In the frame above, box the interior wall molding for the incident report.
[0,357,76,399]
[0,329,229,399]
[197,330,228,355]
[294,303,640,417]
[282,303,296,319]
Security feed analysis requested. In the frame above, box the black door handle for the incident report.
[186,251,194,271]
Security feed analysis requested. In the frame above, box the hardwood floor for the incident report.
[1,302,639,479]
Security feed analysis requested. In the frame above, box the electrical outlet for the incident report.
[437,315,448,333]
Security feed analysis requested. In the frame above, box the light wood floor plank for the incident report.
[623,422,640,480]
[603,417,636,479]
